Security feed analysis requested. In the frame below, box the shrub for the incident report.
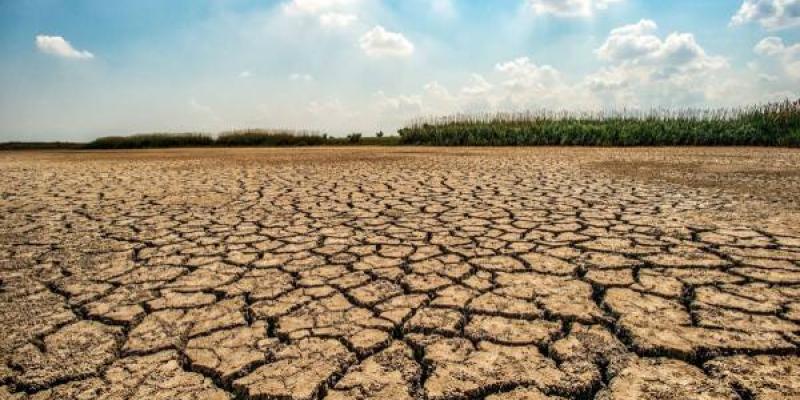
[215,129,326,147]
[85,133,213,149]
[0,142,83,150]
[347,133,362,143]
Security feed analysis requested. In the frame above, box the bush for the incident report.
[85,133,213,149]
[0,142,83,150]
[347,133,362,143]
[216,129,326,147]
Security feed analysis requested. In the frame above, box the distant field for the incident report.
[4,100,798,150]
[0,142,83,150]
[81,130,401,149]
[399,100,800,147]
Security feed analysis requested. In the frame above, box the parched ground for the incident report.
[1,146,799,400]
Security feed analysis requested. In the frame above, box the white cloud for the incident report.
[595,20,661,61]
[585,66,633,91]
[595,20,727,74]
[461,74,494,95]
[495,57,562,91]
[319,12,358,28]
[754,37,800,79]
[731,0,800,30]
[359,26,414,57]
[283,0,360,29]
[375,91,422,113]
[239,70,253,78]
[423,81,452,99]
[754,36,791,56]
[283,0,360,15]
[289,73,314,81]
[35,35,94,59]
[588,20,733,107]
[528,0,624,17]
[308,98,346,114]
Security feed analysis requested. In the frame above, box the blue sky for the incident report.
[1,0,799,141]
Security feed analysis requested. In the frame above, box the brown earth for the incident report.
[1,146,799,400]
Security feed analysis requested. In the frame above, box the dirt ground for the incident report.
[1,146,799,400]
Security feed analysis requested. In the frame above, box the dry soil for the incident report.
[1,147,799,400]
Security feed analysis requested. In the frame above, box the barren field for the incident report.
[2,147,800,400]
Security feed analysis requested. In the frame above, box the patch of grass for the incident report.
[85,133,214,149]
[0,142,84,150]
[398,99,800,147]
[357,136,402,146]
[85,130,401,149]
[215,129,327,146]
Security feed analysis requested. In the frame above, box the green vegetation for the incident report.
[216,129,327,146]
[398,100,800,147]
[8,100,799,150]
[355,135,401,146]
[84,133,214,149]
[0,142,83,150]
[81,130,399,149]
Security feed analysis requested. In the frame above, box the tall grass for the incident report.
[0,142,83,150]
[398,99,800,147]
[84,133,214,149]
[215,129,327,146]
[85,130,399,149]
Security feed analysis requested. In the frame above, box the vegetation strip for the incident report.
[398,100,800,147]
[4,100,799,149]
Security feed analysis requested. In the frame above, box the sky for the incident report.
[1,0,800,141]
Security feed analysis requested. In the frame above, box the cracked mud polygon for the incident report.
[1,147,799,400]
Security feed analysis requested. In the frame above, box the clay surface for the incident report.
[1,147,799,399]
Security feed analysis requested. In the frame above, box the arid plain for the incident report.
[1,147,799,400]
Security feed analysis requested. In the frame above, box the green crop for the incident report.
[398,99,800,147]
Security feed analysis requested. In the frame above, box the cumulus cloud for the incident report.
[359,26,414,57]
[595,20,727,75]
[588,20,732,106]
[585,66,633,91]
[319,12,358,28]
[375,91,422,113]
[595,20,660,61]
[731,0,800,30]
[283,0,359,29]
[528,0,624,17]
[495,57,562,91]
[461,74,494,95]
[754,36,800,79]
[755,36,792,55]
[283,0,360,15]
[35,35,94,59]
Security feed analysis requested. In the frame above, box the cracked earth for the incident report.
[1,147,799,400]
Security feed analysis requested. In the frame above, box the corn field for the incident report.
[398,100,800,147]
